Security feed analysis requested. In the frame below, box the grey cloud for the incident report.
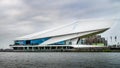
[0,0,120,48]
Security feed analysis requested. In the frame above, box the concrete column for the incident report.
[27,47,29,50]
[23,47,25,51]
[38,47,40,50]
[32,47,34,51]
[49,46,51,50]
[66,46,67,49]
[44,47,46,50]
[56,46,57,49]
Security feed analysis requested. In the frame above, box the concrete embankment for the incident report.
[0,47,120,52]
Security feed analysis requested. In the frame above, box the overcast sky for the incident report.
[0,0,120,48]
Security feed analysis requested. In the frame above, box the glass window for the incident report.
[14,37,50,45]
[30,37,50,45]
[14,40,26,45]
[50,41,66,45]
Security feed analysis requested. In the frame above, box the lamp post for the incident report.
[110,36,112,45]
[115,36,117,47]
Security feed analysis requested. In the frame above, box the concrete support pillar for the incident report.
[56,47,57,49]
[49,46,51,50]
[66,46,67,49]
[27,47,29,50]
[38,47,40,50]
[32,47,34,51]
[23,47,25,50]
[44,47,45,50]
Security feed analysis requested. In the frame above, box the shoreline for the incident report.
[0,47,120,52]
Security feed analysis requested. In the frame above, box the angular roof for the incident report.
[16,19,114,40]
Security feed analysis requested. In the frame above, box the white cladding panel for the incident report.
[16,19,114,40]
[40,29,104,45]
[10,44,105,48]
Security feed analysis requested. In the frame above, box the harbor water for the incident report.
[0,52,120,68]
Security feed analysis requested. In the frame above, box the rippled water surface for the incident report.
[0,52,120,68]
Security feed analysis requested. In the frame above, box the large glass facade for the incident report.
[14,37,50,45]
[14,40,26,45]
[30,37,50,45]
[50,41,66,45]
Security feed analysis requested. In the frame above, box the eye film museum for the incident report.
[10,19,114,51]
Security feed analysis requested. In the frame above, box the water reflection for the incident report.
[0,52,120,68]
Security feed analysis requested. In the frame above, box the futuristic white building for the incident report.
[10,19,114,51]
